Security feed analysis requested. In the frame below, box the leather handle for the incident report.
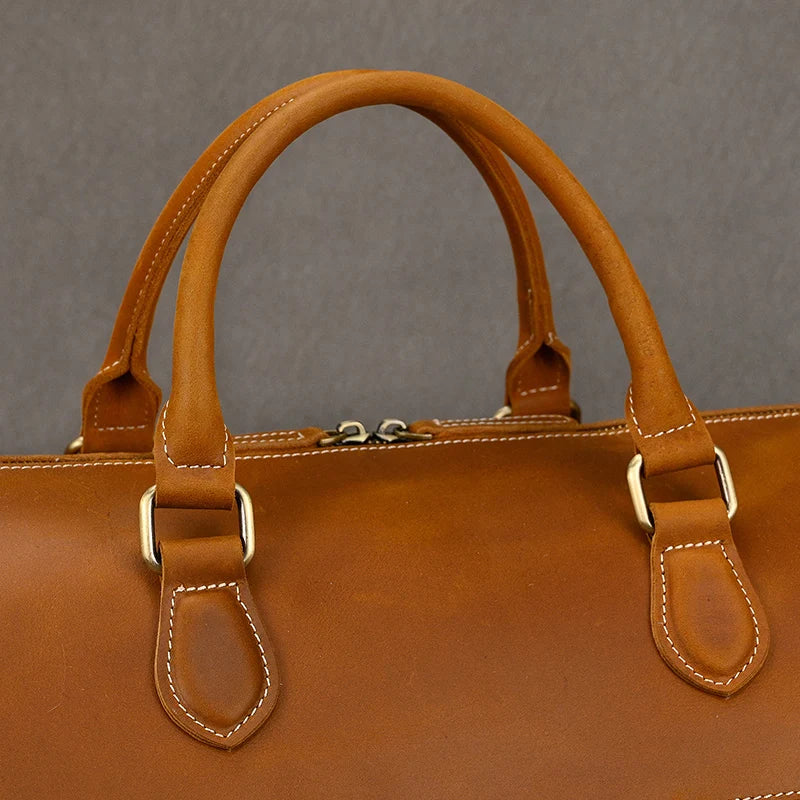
[79,70,572,453]
[153,70,718,509]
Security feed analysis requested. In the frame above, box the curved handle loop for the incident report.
[155,70,716,509]
[80,70,573,453]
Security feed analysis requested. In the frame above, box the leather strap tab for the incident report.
[155,534,279,748]
[649,498,769,696]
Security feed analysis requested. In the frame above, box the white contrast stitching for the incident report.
[435,416,573,427]
[512,287,535,357]
[161,401,229,469]
[517,383,560,397]
[660,540,759,687]
[0,409,797,471]
[166,582,270,739]
[93,423,149,431]
[512,287,562,398]
[91,99,296,432]
[433,414,573,424]
[235,431,303,442]
[735,793,800,799]
[628,386,697,439]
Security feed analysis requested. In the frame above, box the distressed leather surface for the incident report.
[1,408,799,798]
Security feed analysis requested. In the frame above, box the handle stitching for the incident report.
[628,386,697,439]
[511,289,562,398]
[514,329,563,398]
[660,539,760,687]
[166,582,271,739]
[90,99,296,434]
[161,401,229,469]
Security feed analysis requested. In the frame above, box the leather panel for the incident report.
[2,409,799,797]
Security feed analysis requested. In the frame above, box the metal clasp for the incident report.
[627,446,738,535]
[139,483,255,572]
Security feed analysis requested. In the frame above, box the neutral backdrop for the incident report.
[1,0,797,454]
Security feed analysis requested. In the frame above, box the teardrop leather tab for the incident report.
[649,498,769,697]
[154,534,279,749]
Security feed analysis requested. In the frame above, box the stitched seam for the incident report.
[235,431,303,442]
[434,414,573,424]
[166,582,271,739]
[513,291,560,397]
[91,361,153,433]
[93,423,149,431]
[1,410,797,471]
[161,401,229,469]
[512,288,536,357]
[518,383,560,396]
[436,417,570,428]
[628,385,697,439]
[660,540,759,687]
[91,98,295,431]
[735,793,800,799]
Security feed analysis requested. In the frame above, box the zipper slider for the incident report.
[375,419,433,443]
[318,420,371,447]
[318,419,434,447]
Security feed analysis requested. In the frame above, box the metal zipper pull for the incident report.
[375,419,433,443]
[318,420,371,447]
[319,418,434,447]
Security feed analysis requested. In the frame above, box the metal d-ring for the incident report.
[627,446,738,535]
[139,483,255,572]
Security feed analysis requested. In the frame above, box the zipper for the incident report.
[318,419,434,447]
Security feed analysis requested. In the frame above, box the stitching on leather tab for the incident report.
[166,582,271,739]
[518,383,560,397]
[660,539,760,687]
[734,793,800,799]
[512,291,562,399]
[628,386,697,439]
[161,401,229,469]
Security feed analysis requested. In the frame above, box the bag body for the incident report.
[3,70,797,799]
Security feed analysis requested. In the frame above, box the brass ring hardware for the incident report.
[627,446,738,535]
[64,435,84,455]
[139,483,255,572]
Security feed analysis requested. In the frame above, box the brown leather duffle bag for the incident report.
[4,70,798,799]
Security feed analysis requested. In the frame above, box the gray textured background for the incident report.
[1,0,797,454]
